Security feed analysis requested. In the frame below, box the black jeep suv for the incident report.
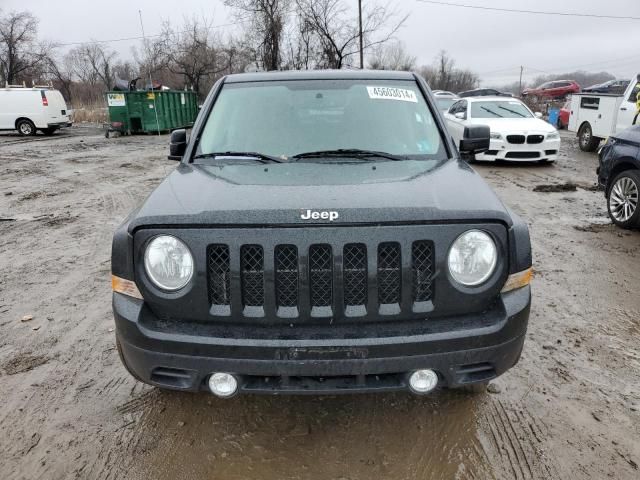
[112,70,532,396]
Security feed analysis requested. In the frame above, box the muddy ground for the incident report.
[0,126,638,480]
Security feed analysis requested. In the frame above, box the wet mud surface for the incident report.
[0,127,639,479]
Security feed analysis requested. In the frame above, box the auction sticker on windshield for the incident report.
[367,86,417,103]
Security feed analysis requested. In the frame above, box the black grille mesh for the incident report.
[343,244,367,306]
[207,245,230,305]
[309,245,333,307]
[207,241,436,316]
[241,245,264,307]
[506,135,525,144]
[275,245,298,307]
[527,134,544,144]
[412,241,434,302]
[378,243,401,304]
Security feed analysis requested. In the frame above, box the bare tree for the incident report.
[0,10,49,85]
[367,40,415,71]
[418,51,479,92]
[68,43,118,89]
[43,51,74,101]
[225,0,289,71]
[160,18,231,97]
[296,0,407,69]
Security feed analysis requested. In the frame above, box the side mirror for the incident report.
[534,112,543,119]
[454,111,466,120]
[459,125,490,154]
[168,129,187,161]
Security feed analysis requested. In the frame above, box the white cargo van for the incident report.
[0,86,72,136]
[568,75,640,152]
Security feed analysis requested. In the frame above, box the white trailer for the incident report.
[0,85,72,136]
[568,76,640,152]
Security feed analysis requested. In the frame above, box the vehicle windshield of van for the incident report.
[471,101,532,119]
[195,80,447,163]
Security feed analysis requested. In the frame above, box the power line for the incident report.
[414,0,640,21]
[54,20,244,47]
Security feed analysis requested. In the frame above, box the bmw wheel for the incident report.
[607,171,640,229]
[17,119,36,136]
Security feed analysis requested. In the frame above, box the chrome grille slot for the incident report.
[309,245,333,312]
[275,245,299,308]
[240,245,264,310]
[377,242,401,310]
[207,245,231,314]
[343,243,367,315]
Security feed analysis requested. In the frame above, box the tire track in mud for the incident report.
[479,398,560,480]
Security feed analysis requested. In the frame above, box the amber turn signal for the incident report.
[112,275,143,299]
[501,267,533,293]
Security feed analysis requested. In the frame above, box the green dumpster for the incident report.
[105,90,199,134]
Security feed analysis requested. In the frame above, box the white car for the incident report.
[445,97,561,162]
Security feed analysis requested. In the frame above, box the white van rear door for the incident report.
[43,90,70,123]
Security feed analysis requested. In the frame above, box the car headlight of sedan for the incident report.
[546,131,560,140]
[448,230,498,286]
[490,132,503,140]
[144,235,194,291]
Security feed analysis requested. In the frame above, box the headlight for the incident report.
[546,131,560,140]
[448,230,498,286]
[490,132,503,140]
[144,235,194,291]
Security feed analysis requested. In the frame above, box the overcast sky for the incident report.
[3,0,640,86]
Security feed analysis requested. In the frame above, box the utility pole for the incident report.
[358,0,364,69]
[519,66,524,95]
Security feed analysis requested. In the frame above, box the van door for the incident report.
[616,81,639,133]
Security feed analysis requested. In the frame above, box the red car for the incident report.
[522,80,581,100]
[557,100,571,129]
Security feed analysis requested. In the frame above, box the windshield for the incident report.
[470,100,533,119]
[195,79,446,161]
[436,97,457,111]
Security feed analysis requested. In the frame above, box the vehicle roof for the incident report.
[224,69,417,83]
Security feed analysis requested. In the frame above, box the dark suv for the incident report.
[112,70,532,397]
[598,126,640,229]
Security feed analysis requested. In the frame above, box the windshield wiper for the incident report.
[498,106,526,117]
[291,148,406,162]
[193,151,283,163]
[480,107,503,117]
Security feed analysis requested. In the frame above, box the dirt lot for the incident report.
[1,126,639,480]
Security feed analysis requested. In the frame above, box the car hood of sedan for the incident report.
[468,117,556,134]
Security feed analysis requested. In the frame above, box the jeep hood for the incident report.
[128,159,513,229]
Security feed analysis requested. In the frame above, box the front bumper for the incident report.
[477,137,561,162]
[113,286,531,395]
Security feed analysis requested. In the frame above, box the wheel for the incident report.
[41,128,57,136]
[16,119,36,136]
[578,123,600,152]
[607,170,640,229]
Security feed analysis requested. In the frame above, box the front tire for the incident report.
[578,123,600,152]
[17,119,36,136]
[607,171,640,229]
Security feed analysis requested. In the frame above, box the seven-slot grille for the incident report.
[207,241,435,318]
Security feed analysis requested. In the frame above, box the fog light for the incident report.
[208,373,238,398]
[408,369,438,394]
